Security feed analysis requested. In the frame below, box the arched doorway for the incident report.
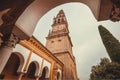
[22,61,39,80]
[1,52,24,79]
[39,66,49,80]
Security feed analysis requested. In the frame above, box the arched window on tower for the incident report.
[58,19,60,23]
[62,18,64,22]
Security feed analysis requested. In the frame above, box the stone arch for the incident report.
[39,66,49,80]
[32,61,40,76]
[14,52,25,73]
[22,61,40,80]
[16,2,98,35]
[0,0,114,44]
[17,0,103,25]
[0,0,113,22]
[1,52,24,79]
[0,1,113,40]
[13,0,113,39]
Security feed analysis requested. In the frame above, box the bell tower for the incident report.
[46,10,78,80]
[46,10,73,56]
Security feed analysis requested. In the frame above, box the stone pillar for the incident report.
[0,0,34,76]
[53,64,58,80]
[35,76,40,80]
[18,72,25,80]
[0,33,19,74]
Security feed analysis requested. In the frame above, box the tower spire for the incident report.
[52,9,68,26]
[47,10,70,39]
[46,10,73,53]
[45,10,78,80]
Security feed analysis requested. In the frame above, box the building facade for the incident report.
[0,10,78,80]
[0,36,63,80]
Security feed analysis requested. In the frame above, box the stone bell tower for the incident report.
[46,10,78,80]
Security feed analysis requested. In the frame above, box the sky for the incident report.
[33,3,120,80]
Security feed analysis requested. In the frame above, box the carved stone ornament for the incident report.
[1,33,19,48]
[110,4,120,22]
[110,0,120,22]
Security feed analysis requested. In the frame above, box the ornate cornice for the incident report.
[46,32,68,39]
[47,28,68,37]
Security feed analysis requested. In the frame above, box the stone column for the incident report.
[0,0,34,76]
[0,33,19,74]
[35,76,40,80]
[18,72,25,80]
[53,64,58,80]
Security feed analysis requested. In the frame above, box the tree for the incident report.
[90,58,120,80]
[90,25,120,80]
[98,25,120,64]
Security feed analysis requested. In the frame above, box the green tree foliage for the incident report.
[90,58,120,80]
[98,25,120,64]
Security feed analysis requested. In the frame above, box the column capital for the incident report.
[18,72,25,80]
[0,33,19,48]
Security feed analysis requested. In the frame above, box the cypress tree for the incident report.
[98,25,120,63]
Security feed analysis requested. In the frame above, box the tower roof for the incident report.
[59,9,64,13]
[52,9,68,26]
[57,9,65,16]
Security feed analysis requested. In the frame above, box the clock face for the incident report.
[53,25,58,31]
[52,24,67,32]
[59,25,65,30]
[59,25,62,30]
